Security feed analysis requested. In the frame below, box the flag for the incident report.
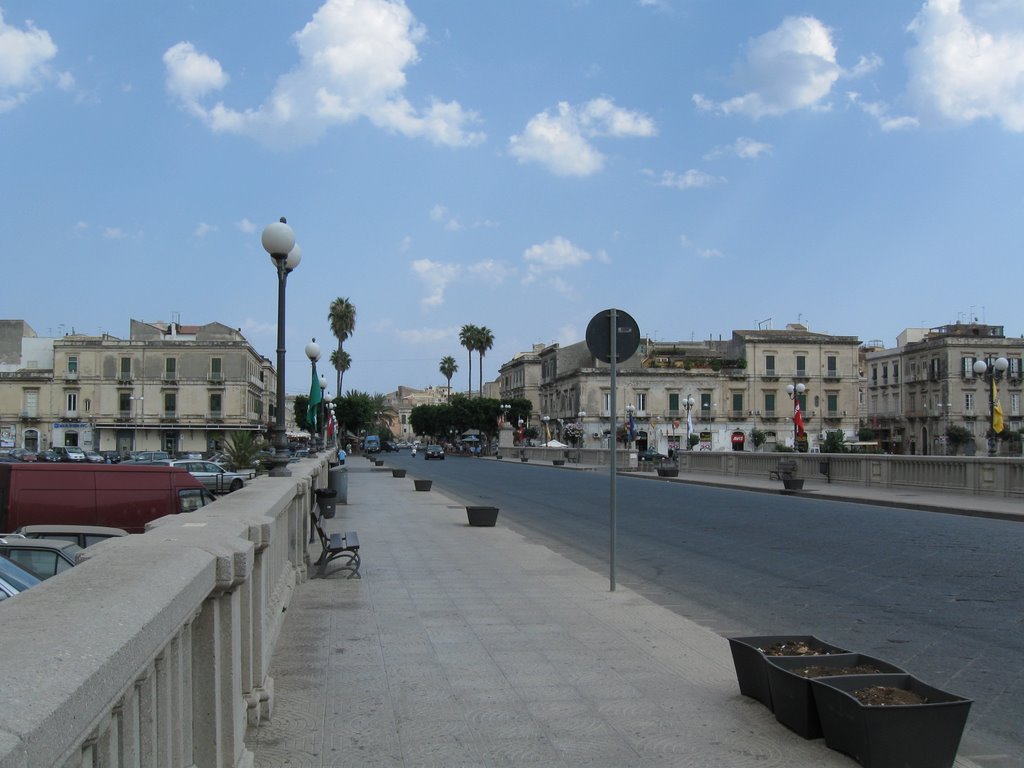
[306,368,322,432]
[327,411,335,438]
[993,380,1004,434]
[794,401,805,436]
[628,410,636,441]
[686,410,693,438]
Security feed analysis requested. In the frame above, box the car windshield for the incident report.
[0,554,43,590]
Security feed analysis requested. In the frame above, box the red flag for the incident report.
[794,401,805,436]
[327,412,336,438]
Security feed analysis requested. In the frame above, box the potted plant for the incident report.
[765,653,905,739]
[465,505,499,526]
[811,673,972,768]
[728,635,849,710]
[656,460,678,477]
[391,468,407,478]
[413,479,432,492]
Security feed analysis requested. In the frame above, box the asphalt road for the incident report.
[384,451,1024,763]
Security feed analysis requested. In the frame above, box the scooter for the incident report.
[410,447,417,457]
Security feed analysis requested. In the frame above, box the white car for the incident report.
[151,459,250,494]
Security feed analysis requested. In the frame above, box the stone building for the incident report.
[0,319,274,456]
[499,324,862,453]
[864,323,1024,455]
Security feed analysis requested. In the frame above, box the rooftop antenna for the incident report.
[758,317,772,330]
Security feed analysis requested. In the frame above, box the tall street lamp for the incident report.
[305,339,321,455]
[625,404,635,447]
[577,410,586,463]
[319,376,328,450]
[262,217,301,477]
[786,382,807,451]
[541,415,550,445]
[974,356,1009,456]
[682,395,695,451]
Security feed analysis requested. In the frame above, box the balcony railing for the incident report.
[209,372,224,383]
[209,410,223,420]
[762,368,779,379]
[162,372,177,383]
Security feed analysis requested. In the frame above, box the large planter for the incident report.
[413,479,432,492]
[466,505,499,526]
[552,459,565,466]
[728,635,849,710]
[656,463,679,477]
[782,477,804,491]
[811,673,972,768]
[766,653,905,739]
[391,468,407,478]
[520,457,529,463]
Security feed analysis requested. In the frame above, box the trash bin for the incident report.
[314,488,338,519]
[328,464,348,505]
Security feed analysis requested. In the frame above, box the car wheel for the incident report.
[230,479,243,492]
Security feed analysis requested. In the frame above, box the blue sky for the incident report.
[2,0,1023,397]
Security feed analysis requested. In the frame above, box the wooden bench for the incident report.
[769,459,798,482]
[311,509,361,579]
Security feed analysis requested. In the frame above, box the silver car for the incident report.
[152,459,250,494]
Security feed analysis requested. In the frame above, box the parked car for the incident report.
[52,446,87,462]
[35,450,60,462]
[17,524,128,548]
[9,449,37,462]
[0,553,42,600]
[125,450,171,463]
[0,536,82,579]
[424,444,445,460]
[101,451,123,463]
[149,459,250,494]
[636,449,669,463]
[84,451,106,464]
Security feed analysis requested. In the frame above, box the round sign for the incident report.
[586,309,641,364]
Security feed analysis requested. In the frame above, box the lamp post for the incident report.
[304,339,321,455]
[682,395,695,451]
[262,217,301,477]
[130,395,144,455]
[319,377,328,450]
[577,410,586,463]
[973,357,1009,456]
[786,382,806,451]
[625,404,635,448]
[499,403,511,456]
[541,415,550,445]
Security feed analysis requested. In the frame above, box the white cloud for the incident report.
[163,0,484,147]
[509,98,655,176]
[240,317,277,338]
[907,0,1024,131]
[522,236,595,283]
[658,169,724,189]
[395,325,457,344]
[680,233,724,260]
[236,218,257,234]
[400,235,413,251]
[0,10,58,112]
[467,259,513,284]
[847,92,920,131]
[704,136,774,160]
[693,16,843,118]
[411,258,460,308]
[103,227,126,240]
[194,222,218,237]
[430,203,462,230]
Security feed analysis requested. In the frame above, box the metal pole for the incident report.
[609,309,617,592]
[270,260,291,477]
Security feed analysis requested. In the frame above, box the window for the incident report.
[165,357,177,379]
[210,393,222,415]
[872,366,878,383]
[827,393,839,414]
[119,392,131,414]
[668,393,679,412]
[23,389,38,417]
[965,392,975,413]
[700,393,712,413]
[83,398,91,412]
[962,357,975,378]
[732,393,743,414]
[826,355,837,376]
[893,363,899,383]
[1012,393,1020,417]
[796,355,806,376]
[765,354,776,374]
[164,392,176,415]
[66,392,78,413]
[635,393,647,413]
[210,357,223,380]
[67,356,78,373]
[603,392,612,413]
[764,392,776,415]
[882,364,889,383]
[120,357,132,379]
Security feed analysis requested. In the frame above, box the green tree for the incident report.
[750,428,767,451]
[293,394,310,431]
[474,326,494,397]
[329,349,351,394]
[333,390,374,438]
[822,430,847,453]
[459,324,477,397]
[327,297,356,395]
[222,431,265,472]
[439,355,458,401]
[369,393,397,433]
[945,425,972,455]
[857,427,876,442]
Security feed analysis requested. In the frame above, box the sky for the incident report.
[2,0,1023,398]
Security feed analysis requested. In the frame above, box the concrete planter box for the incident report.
[552,459,565,466]
[466,506,499,526]
[782,477,804,491]
[728,635,850,710]
[520,457,529,462]
[413,479,432,492]
[811,673,972,768]
[391,468,407,478]
[766,653,905,740]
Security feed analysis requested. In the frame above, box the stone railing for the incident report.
[0,458,327,768]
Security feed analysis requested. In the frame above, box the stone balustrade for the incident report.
[0,458,327,768]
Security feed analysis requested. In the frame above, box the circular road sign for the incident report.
[586,309,641,364]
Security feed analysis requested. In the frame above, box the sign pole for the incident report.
[609,309,617,592]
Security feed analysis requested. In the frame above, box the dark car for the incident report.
[637,449,669,463]
[0,536,82,579]
[35,450,61,462]
[0,553,42,600]
[424,444,445,460]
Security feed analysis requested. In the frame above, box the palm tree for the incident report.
[439,355,458,401]
[330,349,351,392]
[474,326,494,397]
[459,324,477,397]
[327,297,356,395]
[369,393,397,433]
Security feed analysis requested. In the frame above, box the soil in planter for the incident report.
[761,641,841,657]
[852,685,929,706]
[792,664,884,679]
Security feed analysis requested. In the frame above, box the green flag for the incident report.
[306,368,322,432]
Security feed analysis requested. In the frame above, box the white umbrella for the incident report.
[543,439,568,448]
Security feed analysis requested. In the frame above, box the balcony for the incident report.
[64,371,79,381]
[162,372,178,384]
[823,369,840,381]
[19,410,38,421]
[117,375,133,384]
[762,368,779,380]
[209,410,224,422]
[160,411,177,423]
[794,369,809,380]
[209,372,224,383]
[824,410,843,421]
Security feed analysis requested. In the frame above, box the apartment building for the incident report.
[501,324,862,453]
[865,323,1024,454]
[0,319,274,456]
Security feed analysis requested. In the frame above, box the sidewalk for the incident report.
[247,465,987,768]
